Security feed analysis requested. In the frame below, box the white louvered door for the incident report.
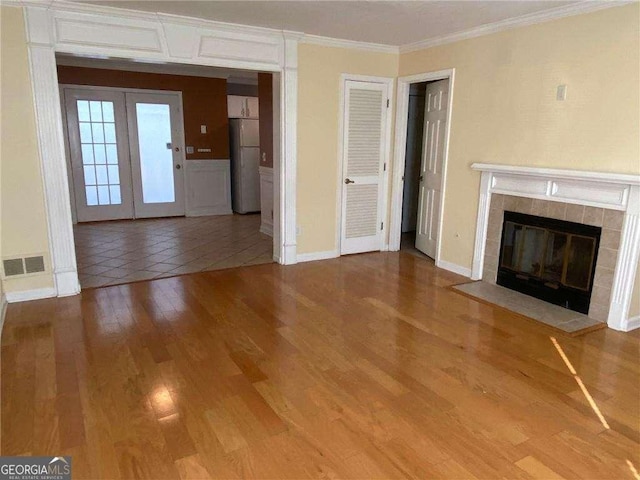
[416,79,449,258]
[340,80,389,255]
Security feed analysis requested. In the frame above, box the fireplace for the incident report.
[497,211,601,314]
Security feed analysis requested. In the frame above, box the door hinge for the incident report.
[386,99,389,108]
[381,222,384,230]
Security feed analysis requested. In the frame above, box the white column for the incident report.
[471,171,492,280]
[279,33,300,265]
[608,185,640,331]
[25,7,80,296]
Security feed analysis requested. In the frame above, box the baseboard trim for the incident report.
[5,287,57,303]
[186,207,233,217]
[297,250,339,263]
[435,259,472,278]
[0,291,7,340]
[260,223,274,237]
[625,315,640,332]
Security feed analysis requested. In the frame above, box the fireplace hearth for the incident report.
[497,211,601,314]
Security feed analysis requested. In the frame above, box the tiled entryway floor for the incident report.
[74,214,272,288]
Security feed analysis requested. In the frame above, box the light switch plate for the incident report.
[200,125,207,134]
[186,146,194,154]
[556,84,567,101]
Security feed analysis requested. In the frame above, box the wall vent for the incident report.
[3,259,25,277]
[25,256,46,274]
[2,255,46,277]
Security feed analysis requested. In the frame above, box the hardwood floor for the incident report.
[2,252,639,479]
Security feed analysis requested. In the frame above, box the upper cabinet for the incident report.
[228,95,259,119]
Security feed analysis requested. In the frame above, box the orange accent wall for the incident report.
[257,73,273,168]
[57,66,229,160]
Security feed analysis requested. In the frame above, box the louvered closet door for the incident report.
[340,80,389,255]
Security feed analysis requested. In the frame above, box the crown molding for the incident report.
[400,0,635,54]
[301,34,399,54]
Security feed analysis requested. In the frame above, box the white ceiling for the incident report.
[73,1,586,47]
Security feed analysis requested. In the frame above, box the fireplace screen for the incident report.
[497,211,601,314]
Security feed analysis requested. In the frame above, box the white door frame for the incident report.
[22,4,299,297]
[389,69,455,265]
[336,73,395,255]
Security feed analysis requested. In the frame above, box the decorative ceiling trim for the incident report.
[300,34,399,54]
[400,1,634,53]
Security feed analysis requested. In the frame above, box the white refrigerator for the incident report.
[229,119,260,214]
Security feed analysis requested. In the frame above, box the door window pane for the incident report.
[81,144,94,165]
[106,144,118,164]
[85,186,98,206]
[83,166,96,185]
[97,185,110,205]
[77,101,90,122]
[95,165,108,185]
[76,99,121,207]
[135,103,175,204]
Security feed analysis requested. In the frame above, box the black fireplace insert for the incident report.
[497,211,601,314]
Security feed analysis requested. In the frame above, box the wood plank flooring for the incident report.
[2,252,639,479]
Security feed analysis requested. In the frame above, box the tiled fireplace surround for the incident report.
[471,164,640,332]
[482,194,623,322]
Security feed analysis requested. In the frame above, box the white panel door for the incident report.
[340,80,389,255]
[126,92,186,218]
[64,88,134,222]
[416,79,449,258]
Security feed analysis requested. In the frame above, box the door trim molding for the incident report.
[389,69,455,267]
[23,3,299,297]
[336,73,395,255]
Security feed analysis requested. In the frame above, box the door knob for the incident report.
[176,164,181,170]
[344,178,355,184]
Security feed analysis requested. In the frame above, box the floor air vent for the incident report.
[3,255,46,277]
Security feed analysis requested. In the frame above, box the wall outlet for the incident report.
[296,226,302,236]
[556,84,567,101]
[200,125,207,134]
[186,146,194,154]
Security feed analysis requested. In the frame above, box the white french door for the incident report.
[415,79,449,258]
[340,80,389,255]
[65,89,134,222]
[63,87,185,222]
[126,92,185,218]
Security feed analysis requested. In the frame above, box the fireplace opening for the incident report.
[497,211,601,314]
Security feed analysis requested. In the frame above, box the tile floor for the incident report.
[74,214,273,288]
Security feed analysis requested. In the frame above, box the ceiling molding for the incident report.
[301,34,399,54]
[400,0,634,54]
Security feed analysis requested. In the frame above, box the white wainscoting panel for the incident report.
[185,160,233,217]
[259,166,274,236]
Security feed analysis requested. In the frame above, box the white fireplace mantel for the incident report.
[470,163,640,332]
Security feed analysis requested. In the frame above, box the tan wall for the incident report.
[0,6,54,294]
[399,4,640,272]
[297,43,398,254]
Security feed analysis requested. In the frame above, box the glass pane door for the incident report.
[126,92,185,218]
[64,89,134,222]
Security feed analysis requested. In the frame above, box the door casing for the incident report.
[389,69,456,267]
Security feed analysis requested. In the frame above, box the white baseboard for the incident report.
[5,287,57,303]
[0,291,7,340]
[625,315,640,332]
[435,259,472,278]
[186,206,233,217]
[297,250,339,263]
[260,223,274,237]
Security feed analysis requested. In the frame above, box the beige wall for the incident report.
[1,6,54,293]
[399,4,640,272]
[630,264,640,319]
[296,43,398,254]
